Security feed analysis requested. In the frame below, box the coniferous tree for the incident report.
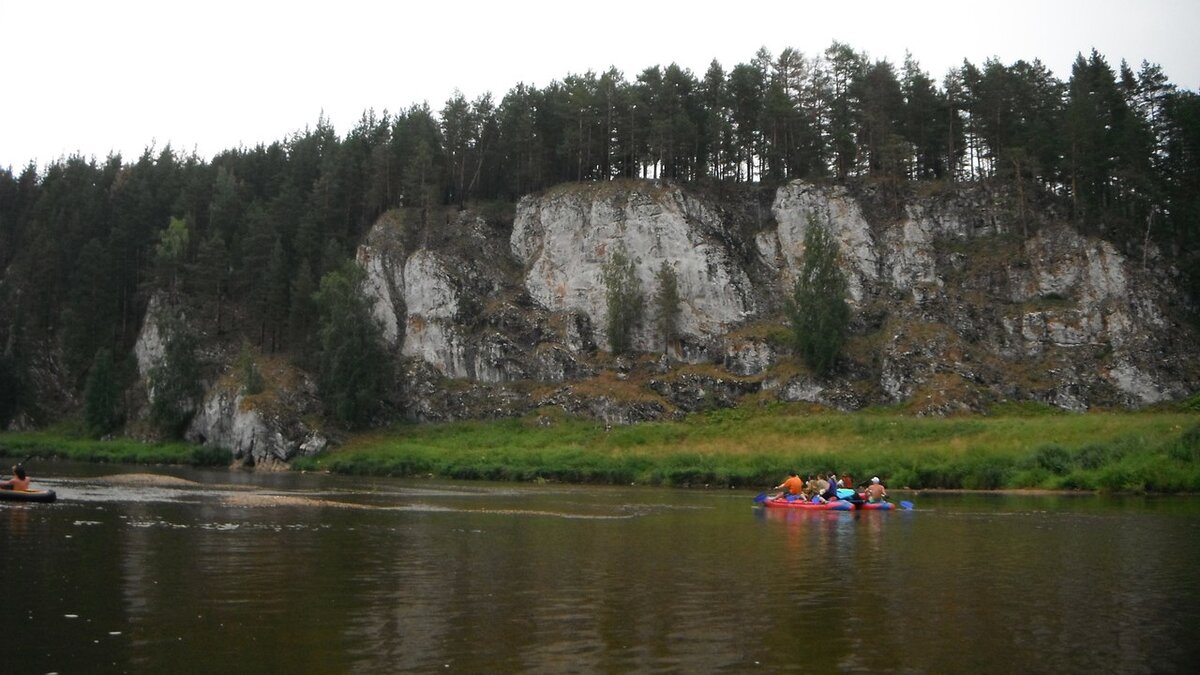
[787,216,850,376]
[148,319,201,438]
[314,262,391,429]
[602,247,644,355]
[653,261,681,356]
[83,347,119,437]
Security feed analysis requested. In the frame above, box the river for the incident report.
[3,463,1199,673]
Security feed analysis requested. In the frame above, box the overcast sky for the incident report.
[3,0,1198,171]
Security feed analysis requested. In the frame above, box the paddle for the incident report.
[900,500,914,510]
[753,492,768,504]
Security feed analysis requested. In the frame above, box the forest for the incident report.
[1,42,1199,433]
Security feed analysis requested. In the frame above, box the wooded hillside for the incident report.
[2,43,1198,432]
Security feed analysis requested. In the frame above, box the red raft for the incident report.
[760,496,853,511]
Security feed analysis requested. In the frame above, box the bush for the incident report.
[190,445,233,467]
[1034,443,1072,474]
[1167,423,1200,462]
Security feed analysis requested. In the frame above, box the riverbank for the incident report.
[4,405,1199,492]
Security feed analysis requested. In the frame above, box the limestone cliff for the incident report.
[356,179,1197,421]
[146,179,1198,461]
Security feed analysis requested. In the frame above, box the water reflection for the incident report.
[4,470,1200,673]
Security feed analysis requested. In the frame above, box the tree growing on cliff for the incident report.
[148,319,202,438]
[314,262,391,429]
[83,347,120,437]
[653,261,681,356]
[787,217,850,376]
[603,247,645,355]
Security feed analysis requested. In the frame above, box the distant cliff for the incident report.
[155,179,1198,463]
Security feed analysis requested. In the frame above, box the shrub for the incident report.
[1034,443,1072,474]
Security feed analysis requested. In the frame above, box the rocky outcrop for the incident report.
[131,179,1198,463]
[185,374,327,469]
[511,183,759,357]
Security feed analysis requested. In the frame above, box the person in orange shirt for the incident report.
[773,471,804,499]
[0,465,31,491]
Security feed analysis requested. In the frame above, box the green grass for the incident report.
[0,431,230,467]
[290,406,1200,493]
[5,406,1198,492]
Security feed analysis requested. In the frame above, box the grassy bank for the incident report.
[0,431,229,467]
[4,405,1199,493]
[298,405,1200,493]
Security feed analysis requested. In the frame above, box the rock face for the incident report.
[133,292,327,465]
[136,179,1199,462]
[354,180,1198,422]
[511,183,759,357]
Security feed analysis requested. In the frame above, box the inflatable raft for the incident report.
[0,488,57,503]
[760,496,853,510]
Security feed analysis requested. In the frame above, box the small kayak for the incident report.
[761,497,853,511]
[0,488,57,503]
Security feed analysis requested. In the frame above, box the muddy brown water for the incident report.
[3,463,1199,673]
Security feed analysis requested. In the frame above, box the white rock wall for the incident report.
[512,186,756,354]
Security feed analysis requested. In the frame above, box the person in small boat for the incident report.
[866,476,888,503]
[807,474,830,503]
[838,473,853,490]
[823,472,840,501]
[0,465,31,491]
[773,471,804,500]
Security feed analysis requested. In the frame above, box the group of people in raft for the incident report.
[771,471,888,504]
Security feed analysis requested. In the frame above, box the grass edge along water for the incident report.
[4,408,1199,493]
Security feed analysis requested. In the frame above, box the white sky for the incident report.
[3,0,1198,171]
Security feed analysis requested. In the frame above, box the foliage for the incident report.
[0,430,228,466]
[148,319,202,438]
[1,41,1199,434]
[653,261,681,355]
[286,409,1200,493]
[314,262,392,429]
[787,217,850,375]
[237,341,265,396]
[602,247,644,355]
[0,352,23,427]
[83,348,120,437]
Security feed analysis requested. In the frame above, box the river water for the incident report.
[2,463,1198,674]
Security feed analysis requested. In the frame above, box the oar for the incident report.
[900,500,914,510]
[753,492,768,504]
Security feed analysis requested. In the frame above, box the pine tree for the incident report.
[787,217,850,376]
[148,320,201,438]
[602,247,645,355]
[653,261,681,356]
[314,262,391,429]
[83,347,119,437]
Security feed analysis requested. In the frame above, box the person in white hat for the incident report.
[866,476,887,503]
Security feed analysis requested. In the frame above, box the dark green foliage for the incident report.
[83,348,120,437]
[1033,443,1072,474]
[148,320,202,438]
[0,353,23,427]
[1167,423,1200,462]
[602,247,644,355]
[237,342,264,396]
[314,263,392,429]
[787,218,850,375]
[1,40,1199,441]
[653,262,681,355]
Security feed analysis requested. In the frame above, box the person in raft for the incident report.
[808,474,830,503]
[866,476,888,503]
[0,465,31,491]
[773,471,805,500]
[823,472,840,501]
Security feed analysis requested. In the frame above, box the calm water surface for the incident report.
[3,463,1199,673]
